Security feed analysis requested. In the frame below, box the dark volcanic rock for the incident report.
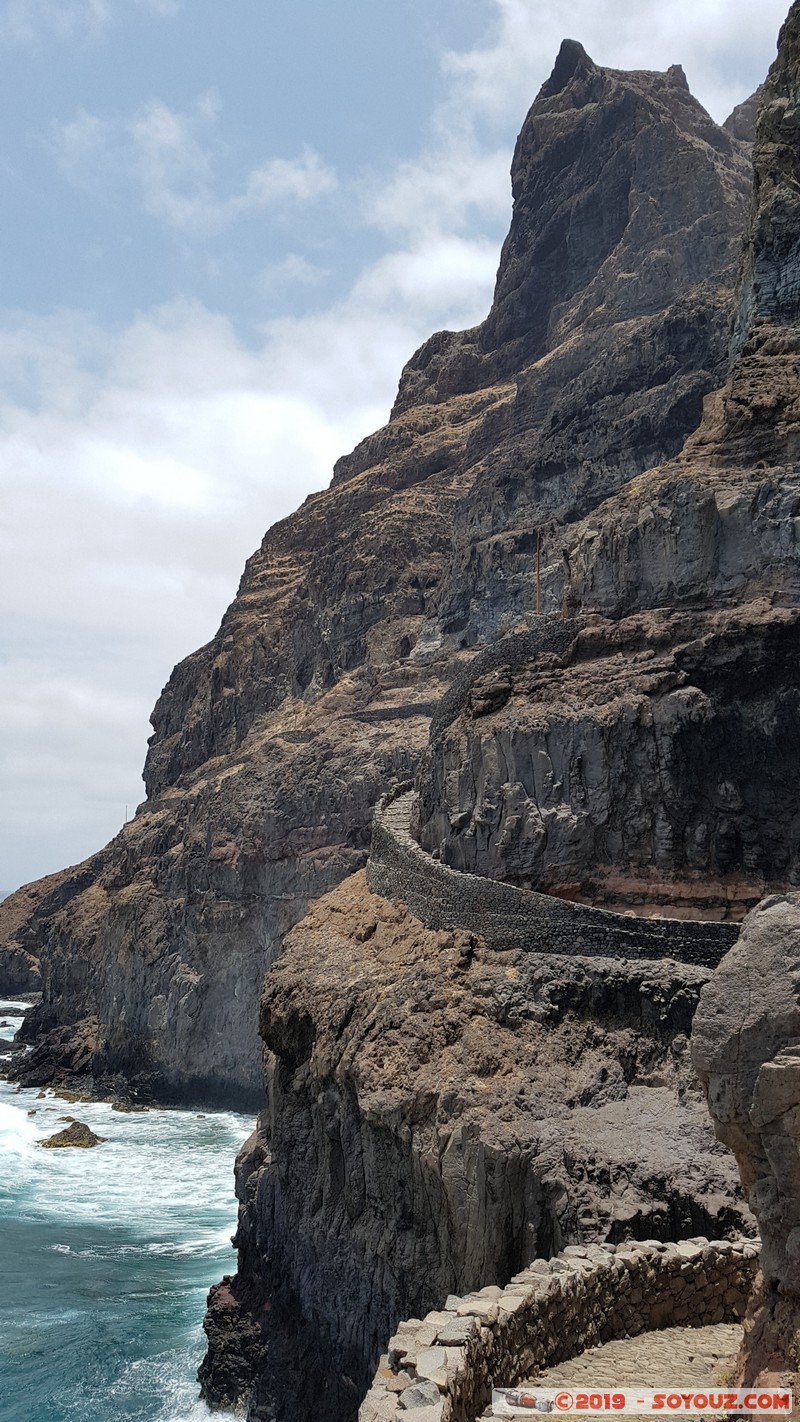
[39,1119,105,1149]
[201,873,750,1422]
[3,10,798,1422]
[198,9,800,1418]
[0,40,756,1104]
[564,7,800,619]
[724,87,764,145]
[397,49,753,642]
[415,604,800,910]
[687,24,800,1352]
[692,894,800,1390]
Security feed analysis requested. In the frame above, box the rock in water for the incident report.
[39,1119,105,1149]
[0,25,755,1105]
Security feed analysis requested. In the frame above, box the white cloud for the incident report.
[0,0,107,43]
[4,0,789,892]
[52,94,337,238]
[258,255,327,297]
[367,144,510,242]
[243,150,337,208]
[0,0,178,45]
[0,282,435,888]
[50,108,114,185]
[350,237,500,319]
[0,182,503,892]
[444,0,789,127]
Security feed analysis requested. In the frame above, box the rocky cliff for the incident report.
[200,874,750,1421]
[689,6,800,1395]
[415,604,800,910]
[198,6,800,1421]
[0,34,755,1104]
[5,4,800,1417]
[413,1,800,917]
[692,895,800,1396]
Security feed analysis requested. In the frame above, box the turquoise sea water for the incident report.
[0,1000,251,1422]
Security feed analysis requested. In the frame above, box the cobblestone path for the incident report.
[492,1325,743,1418]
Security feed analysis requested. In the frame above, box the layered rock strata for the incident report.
[199,873,752,1421]
[3,14,797,1422]
[0,41,755,1102]
[414,604,800,915]
[200,8,800,1417]
[369,789,738,964]
[563,2,800,620]
[408,0,800,929]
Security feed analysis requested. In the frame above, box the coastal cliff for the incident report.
[5,7,800,1422]
[199,876,751,1420]
[0,37,755,1103]
[200,6,800,1420]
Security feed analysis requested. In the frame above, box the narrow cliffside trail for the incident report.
[519,1323,743,1410]
[0,32,755,1104]
[202,6,800,1422]
[5,8,800,1422]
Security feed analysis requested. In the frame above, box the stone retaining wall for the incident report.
[360,1237,760,1422]
[366,791,738,969]
[428,619,580,745]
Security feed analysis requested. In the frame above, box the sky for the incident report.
[0,0,791,893]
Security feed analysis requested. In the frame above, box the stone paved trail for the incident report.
[493,1324,742,1418]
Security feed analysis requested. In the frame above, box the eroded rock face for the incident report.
[414,5,800,912]
[415,605,800,912]
[200,873,750,1421]
[196,9,800,1417]
[399,43,753,641]
[565,5,800,618]
[691,894,800,1385]
[0,41,755,1101]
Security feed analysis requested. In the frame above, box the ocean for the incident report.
[0,998,251,1422]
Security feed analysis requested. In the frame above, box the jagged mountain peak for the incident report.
[0,22,768,1101]
[563,2,800,616]
[723,86,763,144]
[541,37,597,95]
[388,43,751,422]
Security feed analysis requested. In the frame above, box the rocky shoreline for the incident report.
[4,5,800,1422]
[0,22,757,1106]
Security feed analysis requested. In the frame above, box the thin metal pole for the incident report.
[535,527,541,615]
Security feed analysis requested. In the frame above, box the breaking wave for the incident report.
[0,1012,250,1422]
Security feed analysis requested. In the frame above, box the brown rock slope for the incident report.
[688,13,800,1378]
[0,42,754,1103]
[201,7,800,1421]
[200,873,750,1421]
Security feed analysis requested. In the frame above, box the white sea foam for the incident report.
[0,1069,250,1422]
[0,997,29,1035]
[0,1096,40,1155]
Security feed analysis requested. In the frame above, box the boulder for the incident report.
[39,1119,105,1149]
[692,893,800,1382]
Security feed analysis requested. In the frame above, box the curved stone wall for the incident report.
[360,1237,759,1422]
[366,791,739,969]
[428,618,581,744]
